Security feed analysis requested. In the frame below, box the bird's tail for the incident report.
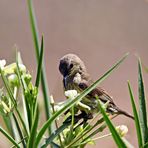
[116,107,134,120]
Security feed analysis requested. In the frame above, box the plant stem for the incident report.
[0,126,20,148]
[73,133,112,147]
[12,113,26,148]
[51,103,63,147]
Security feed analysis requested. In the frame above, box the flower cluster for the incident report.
[0,59,34,115]
[0,89,13,115]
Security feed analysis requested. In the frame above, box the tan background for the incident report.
[0,0,148,147]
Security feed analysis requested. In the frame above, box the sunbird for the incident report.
[59,54,134,121]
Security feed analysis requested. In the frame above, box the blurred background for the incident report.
[0,0,148,147]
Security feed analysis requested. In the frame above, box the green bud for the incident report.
[8,74,19,87]
[24,74,32,85]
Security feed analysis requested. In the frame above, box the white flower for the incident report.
[0,60,6,69]
[116,125,128,137]
[18,64,26,73]
[2,63,26,75]
[65,90,79,99]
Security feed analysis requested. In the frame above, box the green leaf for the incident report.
[144,142,148,148]
[35,36,44,88]
[27,0,52,135]
[122,137,134,148]
[2,116,14,138]
[0,126,20,148]
[35,53,129,146]
[27,0,40,54]
[27,36,43,148]
[138,59,148,144]
[128,82,143,147]
[98,101,127,148]
[27,104,39,148]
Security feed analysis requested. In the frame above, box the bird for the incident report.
[59,53,134,121]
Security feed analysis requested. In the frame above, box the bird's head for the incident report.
[59,54,86,77]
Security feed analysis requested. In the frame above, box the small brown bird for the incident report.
[59,53,134,121]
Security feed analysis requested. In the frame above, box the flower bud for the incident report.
[50,95,55,105]
[8,74,19,87]
[0,59,6,70]
[65,90,78,99]
[18,64,26,73]
[24,74,32,85]
[116,125,128,137]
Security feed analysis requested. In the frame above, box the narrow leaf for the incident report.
[138,59,148,144]
[27,0,40,54]
[27,0,52,135]
[27,104,39,148]
[128,82,143,147]
[27,36,43,148]
[2,116,14,138]
[98,101,127,148]
[12,114,26,148]
[35,36,44,88]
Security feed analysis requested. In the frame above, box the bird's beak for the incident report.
[63,76,68,89]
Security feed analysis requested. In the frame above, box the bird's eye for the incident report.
[70,63,73,69]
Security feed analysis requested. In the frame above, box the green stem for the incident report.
[2,116,14,138]
[51,103,63,147]
[65,118,104,148]
[15,108,29,137]
[0,126,20,148]
[11,136,27,148]
[12,113,26,148]
[15,60,31,133]
[73,133,112,147]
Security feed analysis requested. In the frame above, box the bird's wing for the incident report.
[78,79,115,105]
